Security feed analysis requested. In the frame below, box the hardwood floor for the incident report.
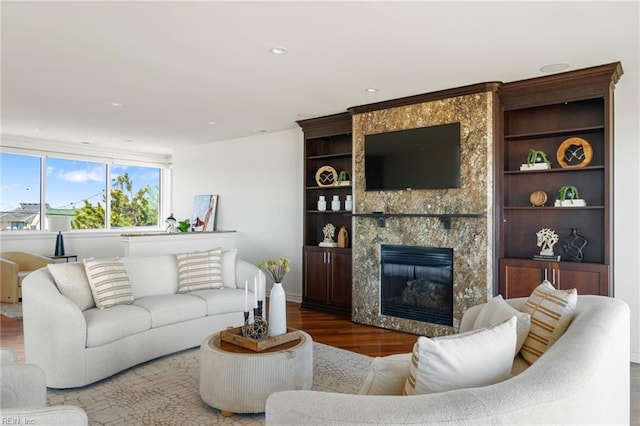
[0,302,417,362]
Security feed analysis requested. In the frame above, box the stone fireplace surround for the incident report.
[350,84,497,337]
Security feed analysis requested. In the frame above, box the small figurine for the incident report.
[534,228,560,261]
[166,214,178,233]
[319,223,338,247]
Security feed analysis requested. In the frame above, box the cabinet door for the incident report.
[303,248,329,305]
[328,250,352,309]
[499,258,548,298]
[557,262,609,296]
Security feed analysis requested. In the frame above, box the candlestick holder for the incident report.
[257,300,264,318]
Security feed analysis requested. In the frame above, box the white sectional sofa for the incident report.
[266,295,630,425]
[22,251,264,389]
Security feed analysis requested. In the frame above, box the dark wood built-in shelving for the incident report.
[497,62,622,297]
[298,112,353,316]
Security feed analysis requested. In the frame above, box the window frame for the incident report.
[1,143,171,232]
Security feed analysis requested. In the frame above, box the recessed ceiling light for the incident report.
[110,102,123,107]
[365,88,379,93]
[269,47,288,55]
[256,129,269,133]
[207,121,217,125]
[34,127,43,131]
[539,63,570,73]
[125,139,133,142]
[81,141,91,145]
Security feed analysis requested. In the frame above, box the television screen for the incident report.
[364,122,461,191]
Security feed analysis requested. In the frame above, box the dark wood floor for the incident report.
[0,301,418,362]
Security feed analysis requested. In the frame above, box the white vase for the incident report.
[268,283,287,336]
[345,195,353,211]
[317,196,326,211]
[331,195,341,211]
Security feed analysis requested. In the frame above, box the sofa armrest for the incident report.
[21,268,88,387]
[0,259,19,302]
[236,259,266,300]
[0,406,88,425]
[0,363,47,408]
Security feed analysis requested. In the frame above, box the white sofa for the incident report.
[0,348,88,425]
[266,295,630,425]
[22,252,264,389]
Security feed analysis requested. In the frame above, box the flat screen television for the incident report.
[364,122,461,191]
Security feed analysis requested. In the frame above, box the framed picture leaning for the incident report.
[191,194,218,232]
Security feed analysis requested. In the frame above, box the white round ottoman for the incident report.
[199,329,313,416]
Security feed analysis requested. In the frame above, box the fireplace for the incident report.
[380,245,453,326]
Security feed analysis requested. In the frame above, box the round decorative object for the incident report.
[556,137,593,169]
[242,316,269,340]
[530,190,548,207]
[315,165,338,187]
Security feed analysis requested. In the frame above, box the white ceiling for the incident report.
[2,1,638,155]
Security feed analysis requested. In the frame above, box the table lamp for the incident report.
[49,215,71,256]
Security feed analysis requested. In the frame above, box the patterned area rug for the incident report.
[0,303,22,318]
[48,343,372,425]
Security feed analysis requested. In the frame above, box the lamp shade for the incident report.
[48,215,71,232]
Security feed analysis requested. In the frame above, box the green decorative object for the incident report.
[337,170,351,186]
[557,185,580,202]
[177,219,191,232]
[527,149,552,168]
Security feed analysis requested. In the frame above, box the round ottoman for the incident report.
[199,330,313,416]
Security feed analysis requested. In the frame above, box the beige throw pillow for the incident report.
[404,316,517,395]
[221,248,237,289]
[47,262,95,311]
[519,280,577,365]
[358,353,411,395]
[176,249,223,293]
[473,294,531,354]
[83,258,134,309]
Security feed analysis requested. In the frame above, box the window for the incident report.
[0,153,41,230]
[1,152,164,231]
[110,164,160,228]
[46,157,107,229]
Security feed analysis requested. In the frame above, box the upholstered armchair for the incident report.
[0,252,53,303]
[0,348,88,424]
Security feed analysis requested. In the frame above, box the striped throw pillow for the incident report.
[176,249,223,293]
[519,280,577,364]
[83,258,134,309]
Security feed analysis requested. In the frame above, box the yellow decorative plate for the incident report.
[557,137,593,168]
[530,190,548,207]
[315,165,338,187]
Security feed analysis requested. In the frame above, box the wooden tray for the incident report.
[219,327,300,352]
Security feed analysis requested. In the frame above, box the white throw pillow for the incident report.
[47,262,95,311]
[519,280,577,365]
[221,248,237,289]
[83,258,134,309]
[358,353,411,395]
[176,249,223,293]
[404,316,517,395]
[473,294,531,354]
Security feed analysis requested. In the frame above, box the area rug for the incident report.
[0,302,22,318]
[48,343,372,425]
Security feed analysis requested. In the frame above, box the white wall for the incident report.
[613,70,640,363]
[171,129,304,301]
[0,231,125,259]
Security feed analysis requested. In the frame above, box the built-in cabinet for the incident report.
[298,112,353,316]
[498,62,622,297]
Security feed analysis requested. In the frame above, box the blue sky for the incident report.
[0,153,159,212]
